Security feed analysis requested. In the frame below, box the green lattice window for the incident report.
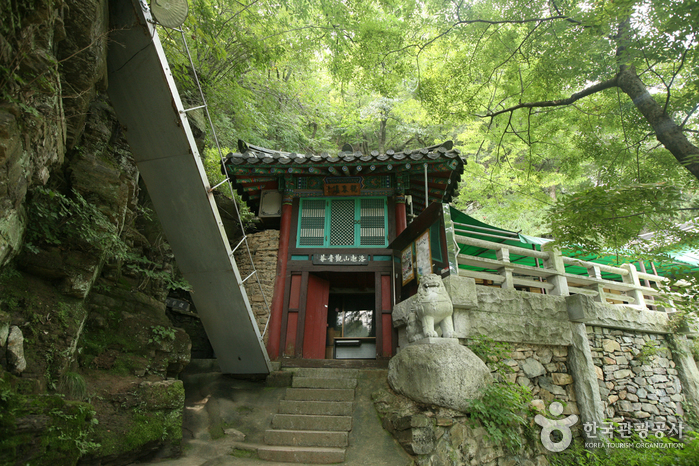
[298,199,326,246]
[297,197,388,248]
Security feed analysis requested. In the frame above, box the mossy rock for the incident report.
[76,376,185,465]
[136,379,185,411]
[0,375,99,466]
[87,403,183,463]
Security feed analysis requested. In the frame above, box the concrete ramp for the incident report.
[107,0,271,374]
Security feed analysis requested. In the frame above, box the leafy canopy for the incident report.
[162,0,699,257]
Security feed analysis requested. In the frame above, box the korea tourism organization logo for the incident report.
[582,419,686,450]
[534,402,686,452]
[534,402,578,452]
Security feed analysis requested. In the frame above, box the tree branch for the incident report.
[476,77,619,118]
[617,65,699,181]
[680,104,698,129]
[601,207,699,221]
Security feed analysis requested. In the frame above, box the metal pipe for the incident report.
[207,178,229,193]
[424,163,428,209]
[181,104,207,113]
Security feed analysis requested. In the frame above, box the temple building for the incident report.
[222,140,465,361]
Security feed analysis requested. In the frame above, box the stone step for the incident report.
[272,414,352,432]
[292,376,357,390]
[264,429,349,447]
[257,445,346,464]
[279,400,354,416]
[285,388,355,402]
[292,368,359,379]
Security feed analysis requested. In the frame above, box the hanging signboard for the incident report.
[324,177,362,196]
[401,244,415,285]
[415,230,432,279]
[313,253,369,265]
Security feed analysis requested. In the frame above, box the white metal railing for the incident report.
[155,22,273,339]
[453,233,668,310]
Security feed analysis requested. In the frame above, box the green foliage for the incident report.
[122,252,191,291]
[24,187,190,291]
[24,187,128,260]
[0,289,20,314]
[0,266,21,282]
[691,339,699,362]
[635,340,660,365]
[230,448,254,458]
[548,183,699,256]
[44,403,100,461]
[0,375,21,434]
[149,325,176,345]
[59,372,87,401]
[466,335,515,375]
[549,432,699,466]
[661,273,699,319]
[0,376,99,464]
[682,401,699,433]
[96,410,182,458]
[78,312,140,369]
[55,302,77,329]
[450,336,536,452]
[44,348,59,392]
[154,0,699,257]
[467,382,535,453]
[662,274,699,355]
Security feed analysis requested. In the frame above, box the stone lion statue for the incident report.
[407,274,454,342]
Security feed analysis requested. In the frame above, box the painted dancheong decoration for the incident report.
[221,138,466,361]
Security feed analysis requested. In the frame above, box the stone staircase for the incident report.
[258,368,359,464]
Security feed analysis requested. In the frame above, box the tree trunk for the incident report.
[379,118,387,153]
[617,65,699,181]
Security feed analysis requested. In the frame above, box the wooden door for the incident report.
[302,274,330,359]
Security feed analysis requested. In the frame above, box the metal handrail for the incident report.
[158,23,272,338]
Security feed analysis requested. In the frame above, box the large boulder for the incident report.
[0,312,10,365]
[6,325,26,375]
[388,341,493,412]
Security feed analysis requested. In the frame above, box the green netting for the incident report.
[449,207,699,279]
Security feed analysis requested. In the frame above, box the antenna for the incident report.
[150,0,189,28]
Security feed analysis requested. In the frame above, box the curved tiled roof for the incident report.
[225,140,462,166]
[222,140,466,216]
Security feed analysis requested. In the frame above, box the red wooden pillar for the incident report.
[266,201,292,359]
[380,274,393,357]
[395,195,407,236]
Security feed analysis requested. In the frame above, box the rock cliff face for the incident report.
[0,1,198,464]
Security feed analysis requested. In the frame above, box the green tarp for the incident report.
[449,207,698,279]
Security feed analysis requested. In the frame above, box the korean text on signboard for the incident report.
[324,177,362,196]
[313,253,369,265]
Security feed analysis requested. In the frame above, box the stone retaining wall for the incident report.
[233,230,278,342]
[502,344,579,416]
[587,327,684,425]
[392,275,699,454]
[373,388,550,466]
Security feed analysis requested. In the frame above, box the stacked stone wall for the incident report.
[501,344,579,417]
[374,388,550,466]
[233,229,278,342]
[587,326,684,425]
[390,274,699,463]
